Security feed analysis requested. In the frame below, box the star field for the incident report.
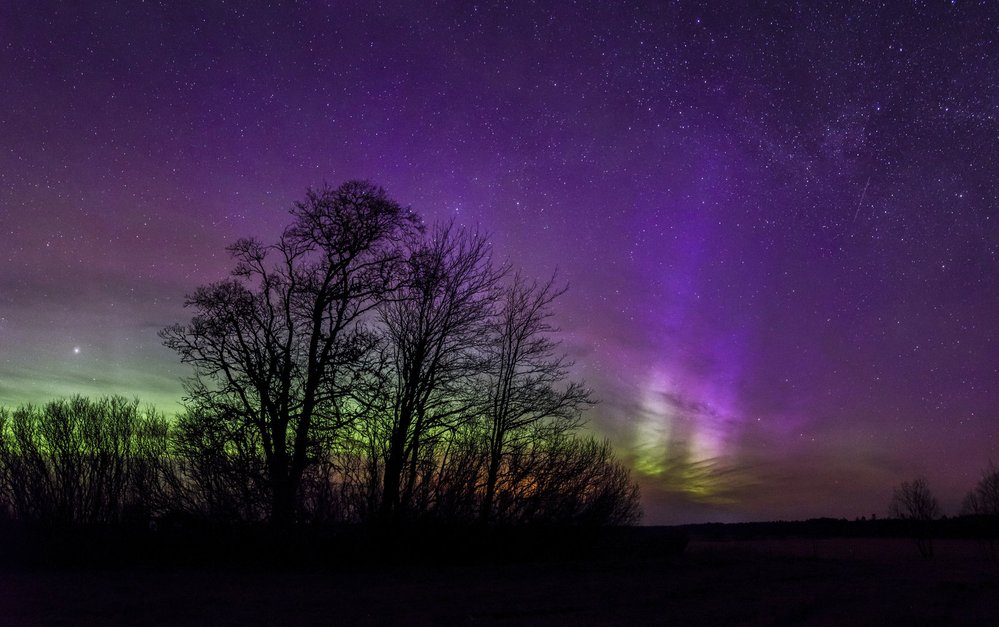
[1,1,997,523]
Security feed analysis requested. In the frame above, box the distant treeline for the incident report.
[682,516,999,542]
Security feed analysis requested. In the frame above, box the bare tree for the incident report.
[164,406,270,522]
[889,477,940,557]
[161,181,419,526]
[889,477,941,521]
[494,428,641,525]
[377,221,503,521]
[961,461,999,517]
[155,181,643,530]
[960,462,999,560]
[478,273,593,524]
[0,396,169,525]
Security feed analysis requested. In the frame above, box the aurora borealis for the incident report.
[1,2,997,524]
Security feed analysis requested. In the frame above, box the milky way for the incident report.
[2,2,997,523]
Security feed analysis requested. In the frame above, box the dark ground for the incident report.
[2,536,998,626]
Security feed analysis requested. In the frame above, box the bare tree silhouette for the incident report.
[492,425,640,525]
[161,181,420,526]
[164,406,269,522]
[153,181,641,532]
[478,273,593,524]
[377,221,503,521]
[961,462,999,560]
[0,396,168,525]
[889,477,940,557]
[961,461,999,517]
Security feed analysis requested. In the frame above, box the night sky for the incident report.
[2,2,997,524]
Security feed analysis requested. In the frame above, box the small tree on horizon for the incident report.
[961,461,999,517]
[889,476,940,558]
[960,462,999,560]
[889,477,941,521]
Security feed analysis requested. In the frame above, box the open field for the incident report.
[2,536,998,625]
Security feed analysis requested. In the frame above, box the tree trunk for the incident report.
[480,422,506,524]
[381,435,406,522]
[271,474,295,528]
[381,398,415,522]
[401,428,422,514]
[480,453,501,524]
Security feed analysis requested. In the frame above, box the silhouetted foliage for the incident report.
[164,406,269,521]
[0,396,169,525]
[494,428,641,525]
[889,476,940,557]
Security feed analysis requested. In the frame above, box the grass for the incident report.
[2,535,998,625]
